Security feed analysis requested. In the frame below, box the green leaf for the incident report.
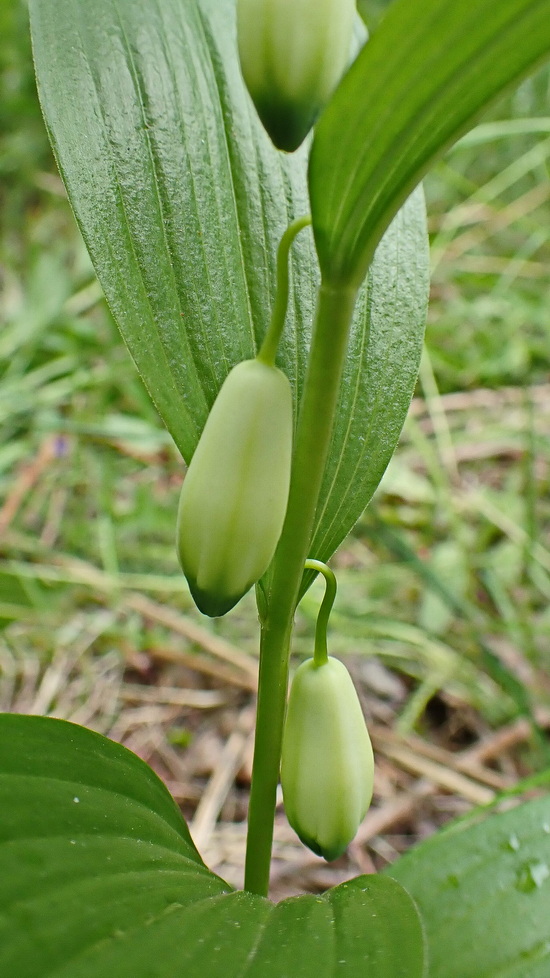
[309,0,550,288]
[29,0,428,569]
[29,0,314,464]
[389,796,550,978]
[0,714,425,977]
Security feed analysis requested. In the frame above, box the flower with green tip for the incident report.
[237,0,357,152]
[281,655,374,860]
[176,358,292,617]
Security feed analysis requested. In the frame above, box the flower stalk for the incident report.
[244,281,358,895]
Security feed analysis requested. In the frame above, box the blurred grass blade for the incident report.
[366,513,548,753]
[456,117,550,149]
[309,0,550,288]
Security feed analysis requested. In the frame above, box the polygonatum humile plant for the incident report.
[2,0,550,975]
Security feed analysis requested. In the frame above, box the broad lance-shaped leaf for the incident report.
[30,0,428,574]
[29,0,315,464]
[0,714,425,977]
[309,0,550,288]
[389,795,550,978]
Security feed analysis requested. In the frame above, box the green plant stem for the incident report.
[304,558,337,666]
[244,281,358,896]
[257,215,312,367]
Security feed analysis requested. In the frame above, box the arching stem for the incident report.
[256,215,312,367]
[304,558,336,667]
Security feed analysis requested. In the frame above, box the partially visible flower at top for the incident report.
[237,0,357,152]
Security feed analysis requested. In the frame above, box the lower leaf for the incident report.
[389,795,550,978]
[0,714,424,977]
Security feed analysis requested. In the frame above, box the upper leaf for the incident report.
[309,0,550,288]
[0,714,425,977]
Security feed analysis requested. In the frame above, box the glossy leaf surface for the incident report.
[29,0,428,570]
[390,796,550,978]
[0,714,425,977]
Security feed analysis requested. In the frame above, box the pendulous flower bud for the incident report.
[176,358,292,617]
[237,0,357,152]
[281,655,374,860]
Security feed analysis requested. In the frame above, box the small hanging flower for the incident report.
[176,217,310,617]
[176,357,292,617]
[237,0,357,152]
[281,560,374,859]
